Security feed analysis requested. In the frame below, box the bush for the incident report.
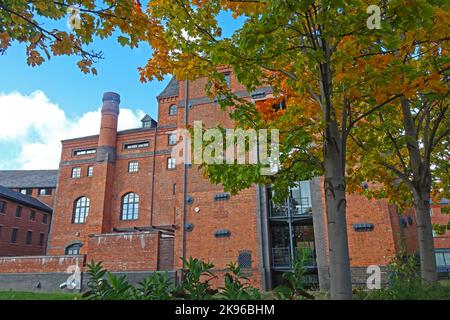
[82,258,262,300]
[273,247,315,300]
[355,252,450,300]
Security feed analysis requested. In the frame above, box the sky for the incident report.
[0,8,243,170]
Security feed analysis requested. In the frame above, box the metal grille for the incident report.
[238,251,252,269]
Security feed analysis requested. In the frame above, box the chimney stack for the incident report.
[97,92,120,162]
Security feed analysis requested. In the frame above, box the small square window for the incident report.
[30,210,36,221]
[39,233,45,246]
[20,188,32,195]
[167,158,176,170]
[42,214,48,224]
[26,231,33,245]
[71,167,81,178]
[87,166,94,177]
[128,161,139,173]
[168,133,177,146]
[11,228,18,243]
[15,206,22,218]
[38,188,52,196]
[0,201,6,214]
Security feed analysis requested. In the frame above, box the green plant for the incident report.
[131,272,174,300]
[173,257,218,300]
[218,262,261,300]
[84,261,174,300]
[274,247,315,300]
[356,251,450,300]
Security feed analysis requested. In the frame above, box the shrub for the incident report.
[356,252,450,300]
[82,258,262,300]
[273,247,315,300]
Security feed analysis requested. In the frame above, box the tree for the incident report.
[137,0,449,299]
[0,0,151,73]
[3,0,448,298]
[348,82,449,283]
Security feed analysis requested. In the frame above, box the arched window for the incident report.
[72,196,89,224]
[168,104,177,116]
[65,243,82,255]
[121,193,139,220]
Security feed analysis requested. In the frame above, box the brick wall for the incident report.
[432,206,450,249]
[0,255,84,273]
[0,197,51,256]
[87,231,161,271]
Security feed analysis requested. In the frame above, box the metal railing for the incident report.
[271,246,317,269]
[272,247,291,268]
[269,197,312,219]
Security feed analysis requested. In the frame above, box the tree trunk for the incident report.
[323,122,353,300]
[414,191,438,283]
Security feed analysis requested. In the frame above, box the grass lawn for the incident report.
[0,291,80,300]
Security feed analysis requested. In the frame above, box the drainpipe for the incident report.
[150,124,158,227]
[287,196,295,268]
[181,79,189,269]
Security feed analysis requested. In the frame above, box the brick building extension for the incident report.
[0,72,448,292]
[0,185,52,256]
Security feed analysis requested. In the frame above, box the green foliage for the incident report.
[132,272,175,300]
[174,257,218,300]
[84,260,173,300]
[0,1,150,74]
[217,262,262,300]
[83,258,263,300]
[355,251,450,300]
[273,247,315,300]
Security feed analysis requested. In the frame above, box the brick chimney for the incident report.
[82,92,120,252]
[96,92,120,162]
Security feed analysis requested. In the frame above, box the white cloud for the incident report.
[0,90,146,169]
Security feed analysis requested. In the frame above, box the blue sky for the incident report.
[0,8,243,170]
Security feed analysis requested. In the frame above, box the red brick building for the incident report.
[0,185,52,256]
[0,72,448,292]
[0,170,58,208]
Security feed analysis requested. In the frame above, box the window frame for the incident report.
[168,104,177,116]
[167,157,176,170]
[121,192,139,221]
[128,161,139,173]
[29,210,36,221]
[15,206,22,218]
[10,228,18,244]
[223,72,231,87]
[20,188,32,196]
[38,188,52,196]
[73,148,97,156]
[168,133,177,146]
[72,196,90,224]
[124,141,150,150]
[65,243,81,255]
[87,165,94,177]
[38,233,45,246]
[0,201,6,214]
[71,167,82,178]
[26,230,33,245]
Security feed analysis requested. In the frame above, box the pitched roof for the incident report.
[141,114,152,122]
[157,77,179,98]
[0,170,58,188]
[0,185,53,213]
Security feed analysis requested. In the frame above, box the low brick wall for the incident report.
[87,231,160,271]
[0,255,85,292]
[0,232,176,293]
[0,255,85,273]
